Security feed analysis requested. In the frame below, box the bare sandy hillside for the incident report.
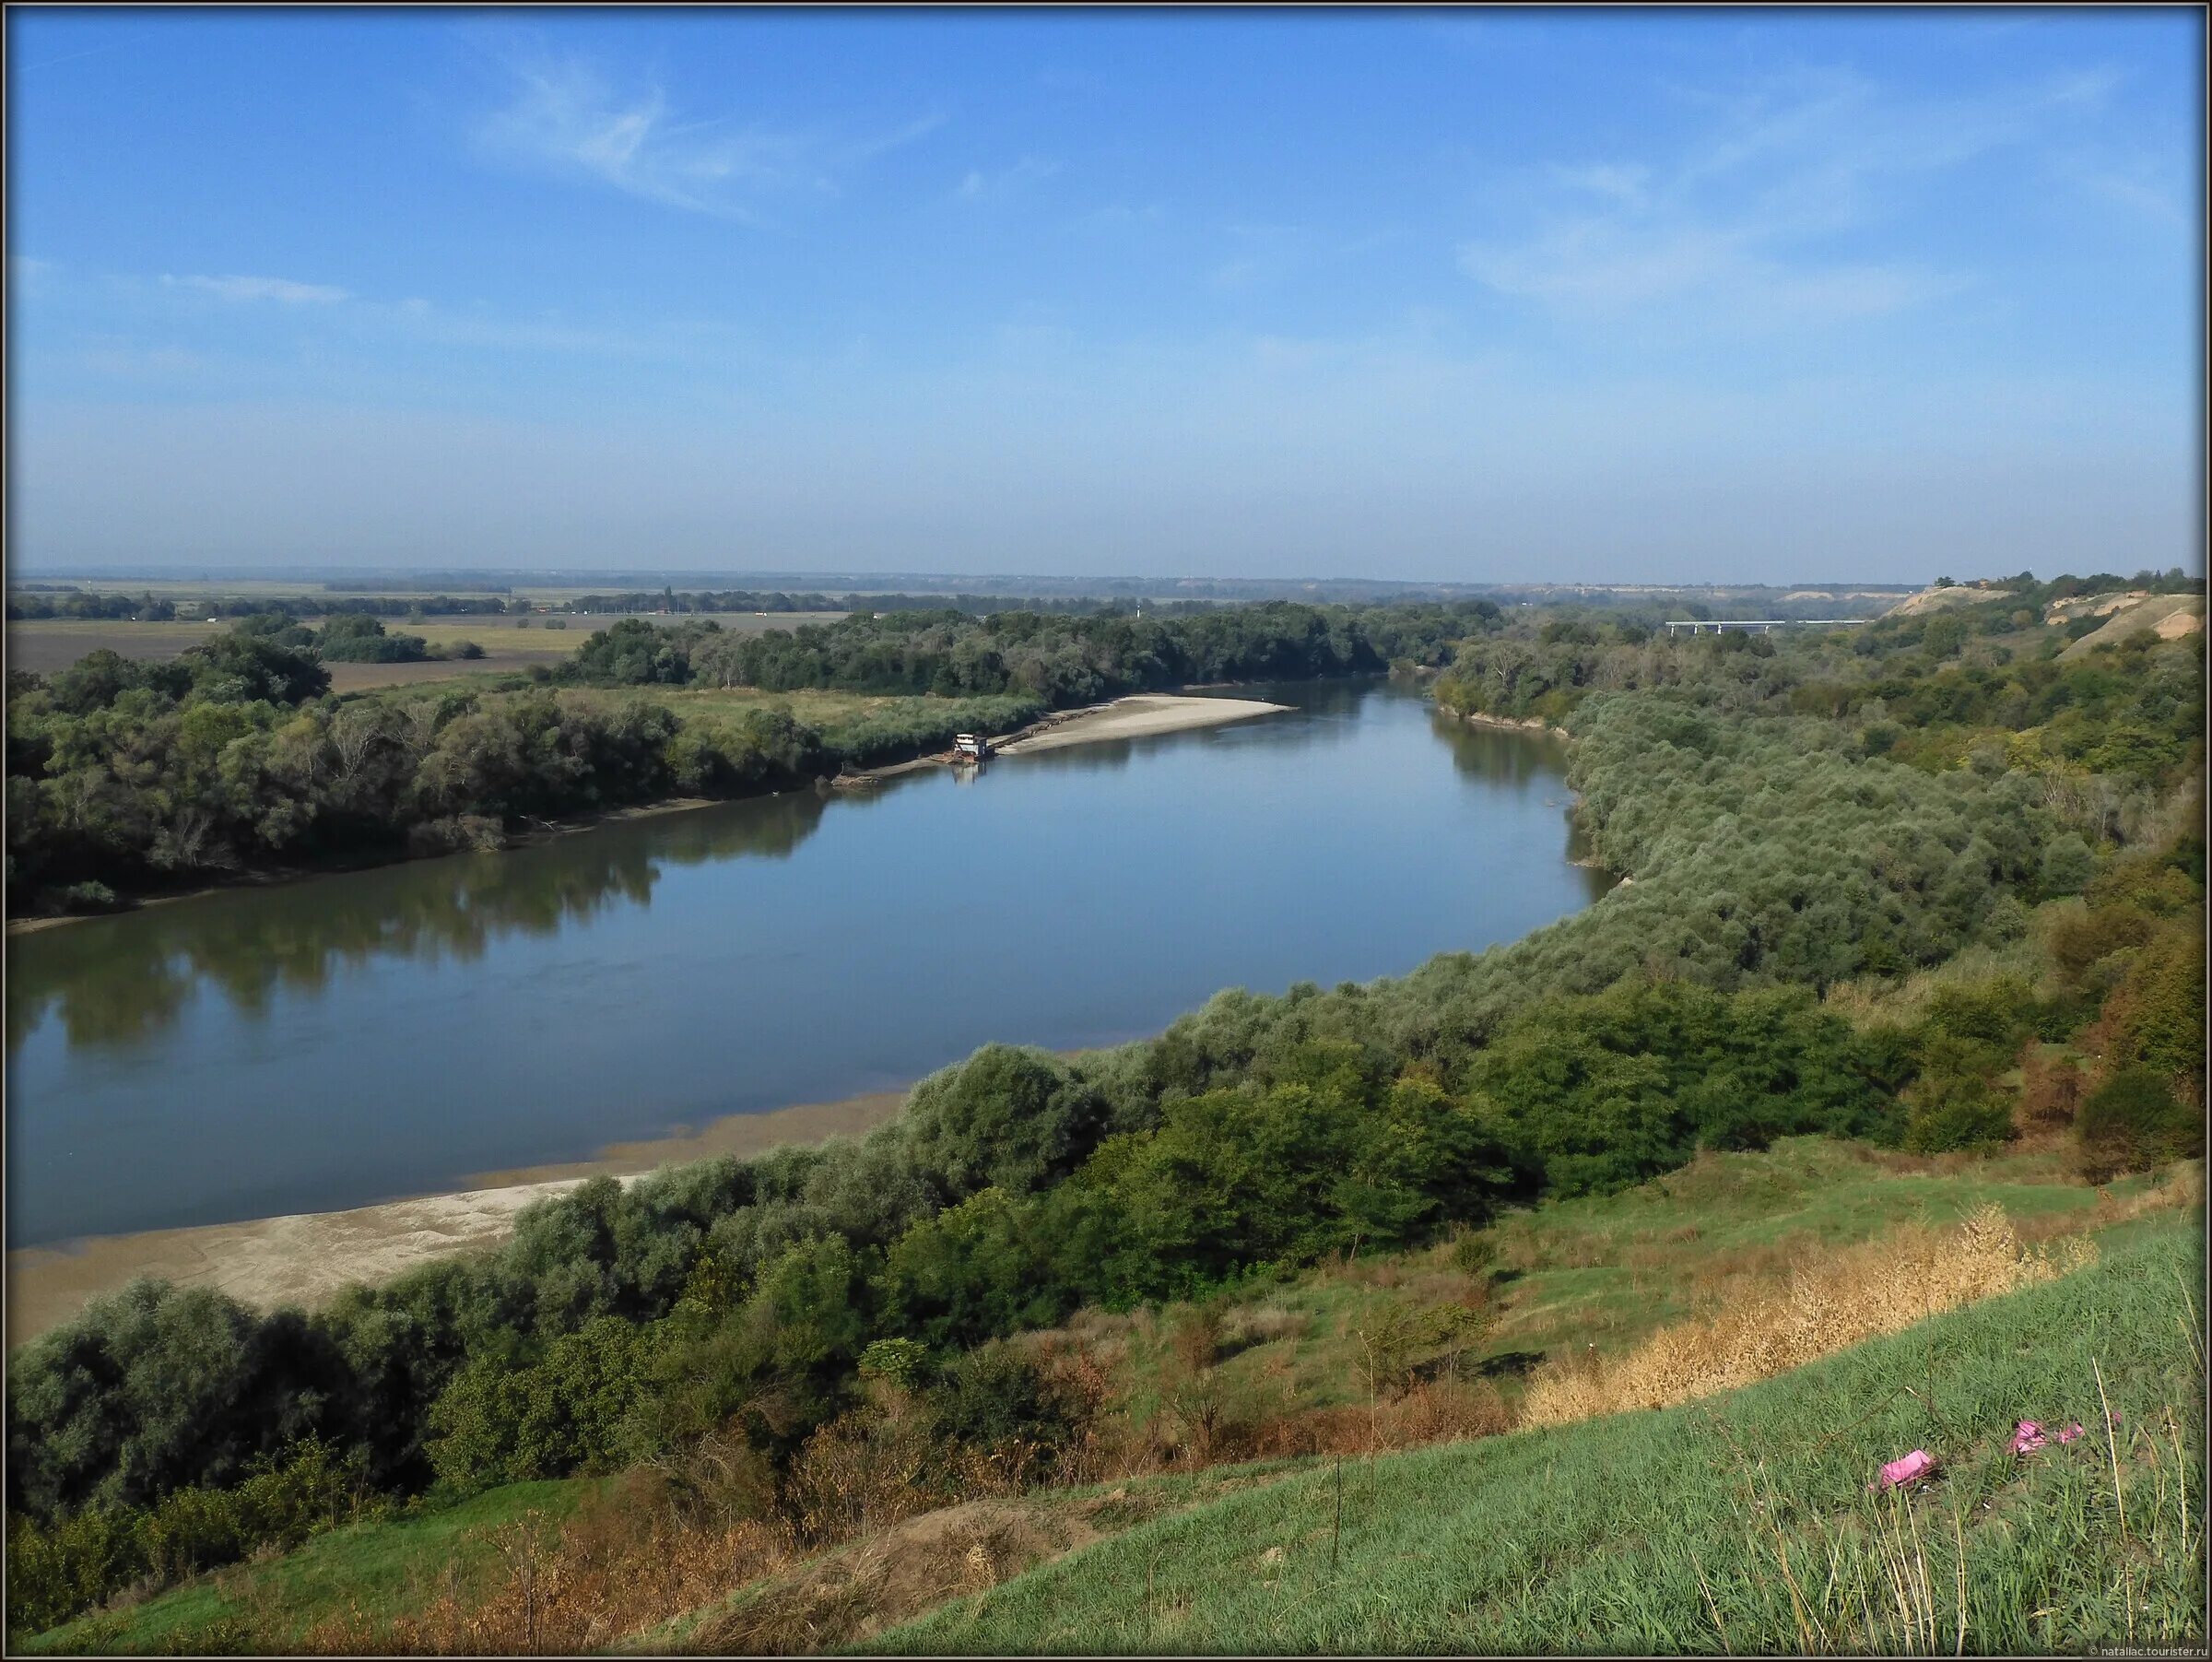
[2060,593,2205,660]
[1881,584,1999,619]
[2045,589,2154,623]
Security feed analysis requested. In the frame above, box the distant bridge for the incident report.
[1663,619,1875,635]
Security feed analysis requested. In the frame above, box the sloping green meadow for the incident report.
[870,1216,2202,1655]
[17,1480,594,1656]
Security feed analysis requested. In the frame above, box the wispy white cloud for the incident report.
[84,341,208,378]
[123,263,753,368]
[12,254,60,297]
[1549,163,1651,205]
[1071,202,1165,235]
[1461,223,1962,327]
[955,155,1059,204]
[1462,64,2124,332]
[2048,148,2188,231]
[163,273,351,304]
[474,42,941,218]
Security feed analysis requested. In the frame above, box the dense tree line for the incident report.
[3,630,1034,914]
[1436,582,2203,807]
[225,610,490,665]
[6,593,512,622]
[567,600,1503,705]
[548,588,1235,618]
[6,599,1505,914]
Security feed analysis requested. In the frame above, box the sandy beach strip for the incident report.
[994,693,1289,755]
[6,1090,907,1347]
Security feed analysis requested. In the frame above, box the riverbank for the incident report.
[6,1088,908,1346]
[7,695,1290,933]
[2,792,741,937]
[994,694,1289,754]
[1442,704,1572,740]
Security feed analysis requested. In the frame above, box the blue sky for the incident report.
[6,7,2203,582]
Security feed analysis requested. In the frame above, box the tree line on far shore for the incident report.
[3,599,1495,916]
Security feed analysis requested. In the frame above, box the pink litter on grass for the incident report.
[1870,1449,1937,1492]
[2056,1422,2086,1444]
[2010,1420,2046,1456]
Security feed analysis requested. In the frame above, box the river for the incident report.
[5,680,1608,1247]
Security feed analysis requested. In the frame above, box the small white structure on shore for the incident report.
[953,733,991,759]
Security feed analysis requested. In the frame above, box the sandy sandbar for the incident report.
[6,1090,906,1347]
[995,694,1289,755]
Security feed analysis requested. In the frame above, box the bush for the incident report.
[902,1045,1107,1201]
[1903,1080,2016,1154]
[58,880,123,914]
[2093,927,2206,1083]
[2039,833,2096,896]
[5,1505,148,1635]
[406,815,505,856]
[2048,905,2156,985]
[926,1346,1080,1467]
[425,1317,658,1496]
[1451,1230,1501,1278]
[1924,978,2032,1048]
[3,1440,375,1636]
[2077,1066,2203,1182]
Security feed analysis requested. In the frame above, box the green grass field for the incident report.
[5,610,849,692]
[17,1481,595,1656]
[870,1215,2202,1655]
[1051,1138,2179,1433]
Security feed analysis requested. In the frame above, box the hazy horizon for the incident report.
[7,10,2204,582]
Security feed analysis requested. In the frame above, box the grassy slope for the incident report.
[1077,1138,2171,1430]
[19,1145,2192,1655]
[626,1462,1317,1656]
[872,1216,2202,1655]
[17,1481,595,1656]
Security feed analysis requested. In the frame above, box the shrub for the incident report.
[5,1506,148,1636]
[1903,1075,2016,1154]
[925,1346,1083,1479]
[2,1441,375,1636]
[857,1338,931,1393]
[2039,832,2095,896]
[902,1046,1107,1201]
[58,879,123,914]
[2048,905,2156,985]
[2091,927,2206,1084]
[2077,1066,2202,1182]
[425,1317,657,1495]
[406,815,505,856]
[1451,1230,1501,1278]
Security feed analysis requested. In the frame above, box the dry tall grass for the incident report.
[298,1478,790,1655]
[1521,1206,2098,1427]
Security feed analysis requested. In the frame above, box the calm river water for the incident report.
[5,680,1608,1246]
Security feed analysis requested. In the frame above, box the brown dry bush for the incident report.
[300,1479,788,1656]
[780,1392,962,1547]
[1245,1380,1510,1459]
[1522,1205,2096,1428]
[683,1501,1092,1656]
[2017,1045,2089,1134]
[2016,1163,2206,1249]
